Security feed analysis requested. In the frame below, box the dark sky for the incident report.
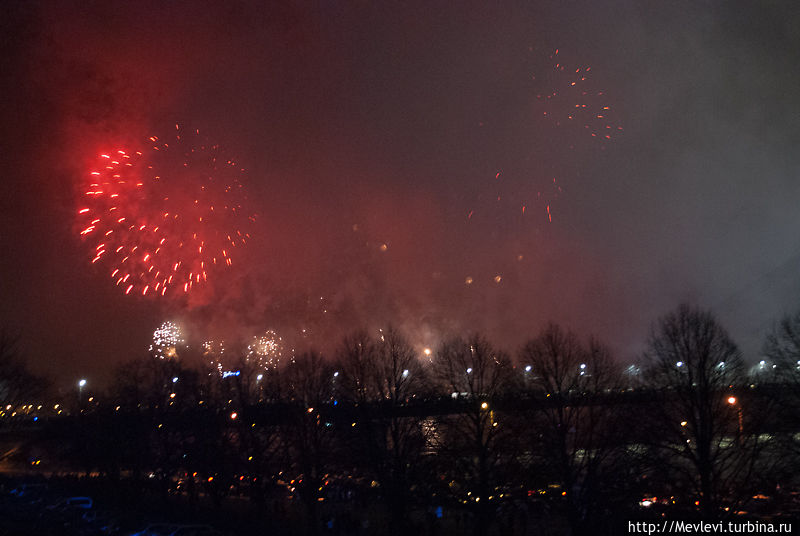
[2,0,799,388]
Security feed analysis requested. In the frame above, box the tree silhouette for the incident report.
[0,330,48,404]
[762,310,800,492]
[430,334,516,536]
[518,324,633,534]
[336,326,430,535]
[642,304,763,518]
[280,350,337,536]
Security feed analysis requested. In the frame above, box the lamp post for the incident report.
[727,396,743,442]
[77,379,87,412]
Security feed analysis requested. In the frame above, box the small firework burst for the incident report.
[150,321,184,360]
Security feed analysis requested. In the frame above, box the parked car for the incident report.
[81,510,121,534]
[130,524,181,536]
[169,526,222,536]
[9,483,48,498]
[47,496,94,512]
[66,496,94,509]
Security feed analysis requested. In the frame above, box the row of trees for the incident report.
[6,304,800,535]
[0,330,48,404]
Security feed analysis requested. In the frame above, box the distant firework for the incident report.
[246,330,283,370]
[150,321,184,360]
[77,124,255,297]
[202,340,228,376]
[464,47,623,282]
[535,48,623,143]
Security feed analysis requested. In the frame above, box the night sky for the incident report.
[2,0,799,388]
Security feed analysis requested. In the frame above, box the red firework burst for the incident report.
[77,124,255,297]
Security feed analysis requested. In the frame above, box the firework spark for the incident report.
[77,124,255,298]
[536,48,623,143]
[203,340,228,376]
[150,321,184,360]
[246,330,283,371]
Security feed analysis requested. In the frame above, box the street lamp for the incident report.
[77,379,87,411]
[727,396,743,440]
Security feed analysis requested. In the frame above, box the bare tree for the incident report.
[105,356,213,498]
[764,310,800,379]
[336,329,376,404]
[642,304,763,518]
[762,310,800,490]
[518,324,632,535]
[280,350,337,536]
[336,326,430,535]
[0,330,47,404]
[430,334,515,536]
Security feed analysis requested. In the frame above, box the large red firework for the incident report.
[78,124,254,297]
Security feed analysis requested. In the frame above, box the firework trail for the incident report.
[77,124,255,298]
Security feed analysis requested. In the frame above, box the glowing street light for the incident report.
[77,379,87,411]
[727,396,743,440]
